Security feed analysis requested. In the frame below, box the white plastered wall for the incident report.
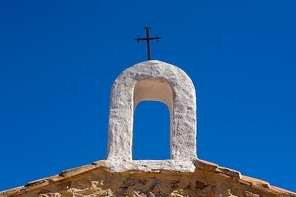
[106,60,197,172]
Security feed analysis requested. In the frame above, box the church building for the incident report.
[0,60,295,197]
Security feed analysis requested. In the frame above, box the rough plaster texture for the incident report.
[107,60,197,172]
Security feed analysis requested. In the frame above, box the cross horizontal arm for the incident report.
[135,26,161,60]
[135,38,147,41]
[135,36,161,41]
[149,36,162,40]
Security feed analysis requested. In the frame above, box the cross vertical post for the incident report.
[145,27,151,60]
[135,26,161,60]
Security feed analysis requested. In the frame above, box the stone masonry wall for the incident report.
[1,160,295,197]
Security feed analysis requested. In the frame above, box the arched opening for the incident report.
[132,79,174,160]
[133,101,170,159]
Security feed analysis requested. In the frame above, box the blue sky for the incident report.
[0,1,296,192]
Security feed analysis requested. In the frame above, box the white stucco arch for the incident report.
[106,60,197,172]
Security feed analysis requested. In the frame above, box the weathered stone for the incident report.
[122,177,138,187]
[196,180,207,190]
[204,185,215,195]
[37,190,61,197]
[226,189,238,197]
[244,191,260,197]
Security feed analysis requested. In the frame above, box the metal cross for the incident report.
[135,26,161,60]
